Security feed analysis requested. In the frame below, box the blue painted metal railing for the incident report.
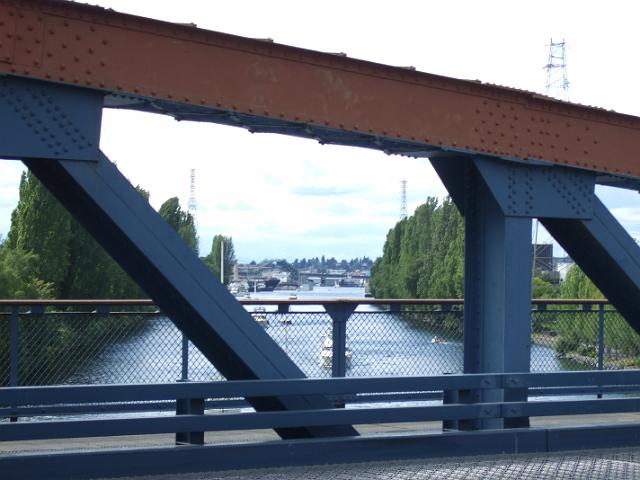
[2,298,640,479]
[2,370,640,442]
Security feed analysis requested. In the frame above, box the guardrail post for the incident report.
[597,304,605,372]
[175,397,204,445]
[324,304,356,380]
[9,305,19,422]
[181,334,189,382]
[597,303,605,398]
[442,373,459,431]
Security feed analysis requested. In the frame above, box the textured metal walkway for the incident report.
[94,447,640,480]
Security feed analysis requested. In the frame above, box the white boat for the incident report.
[319,330,353,368]
[252,306,269,327]
[431,336,446,344]
[288,294,298,300]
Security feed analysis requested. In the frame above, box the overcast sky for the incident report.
[1,1,640,262]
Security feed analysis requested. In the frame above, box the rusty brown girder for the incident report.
[2,0,640,178]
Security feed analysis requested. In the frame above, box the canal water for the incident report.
[66,287,572,386]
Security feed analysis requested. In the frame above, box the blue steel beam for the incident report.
[431,156,533,429]
[4,370,640,405]
[5,397,640,442]
[0,77,101,162]
[542,197,640,332]
[0,77,355,439]
[432,155,640,425]
[23,152,356,439]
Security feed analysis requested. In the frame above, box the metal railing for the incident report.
[2,298,640,478]
[4,370,640,442]
[1,299,636,389]
[3,370,640,479]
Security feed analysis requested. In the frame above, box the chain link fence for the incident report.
[532,305,640,372]
[1,301,639,387]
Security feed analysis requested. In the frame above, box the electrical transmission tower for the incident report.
[400,180,407,220]
[188,168,197,226]
[533,39,570,278]
[544,38,569,101]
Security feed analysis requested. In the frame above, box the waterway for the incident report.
[66,287,576,386]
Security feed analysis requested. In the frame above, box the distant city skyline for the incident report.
[1,1,640,263]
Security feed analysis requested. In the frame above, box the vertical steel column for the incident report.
[462,167,532,429]
[324,304,356,379]
[324,304,355,408]
[325,302,355,408]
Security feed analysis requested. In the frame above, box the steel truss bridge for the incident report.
[2,1,640,478]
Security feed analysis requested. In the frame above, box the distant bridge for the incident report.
[299,272,370,286]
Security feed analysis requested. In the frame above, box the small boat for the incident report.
[288,294,298,300]
[431,336,446,344]
[252,306,269,327]
[280,317,292,325]
[319,330,353,368]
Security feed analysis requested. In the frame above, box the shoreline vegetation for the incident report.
[371,197,640,371]
[0,172,211,386]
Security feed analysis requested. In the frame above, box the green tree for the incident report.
[369,197,465,300]
[158,197,198,254]
[560,265,603,299]
[0,247,54,299]
[204,235,236,285]
[532,276,555,298]
[7,171,72,294]
[4,171,147,299]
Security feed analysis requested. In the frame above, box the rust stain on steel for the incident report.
[2,0,640,178]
